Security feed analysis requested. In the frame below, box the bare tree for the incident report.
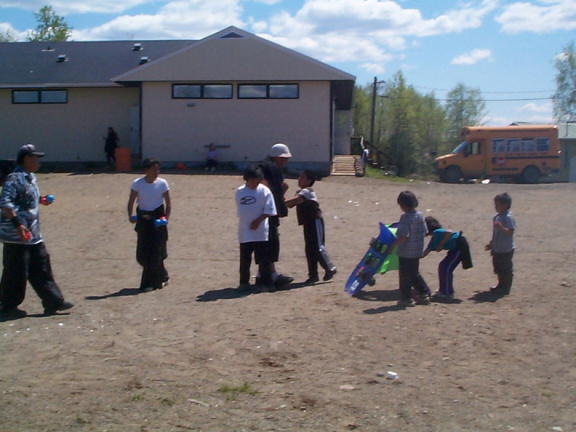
[553,41,576,122]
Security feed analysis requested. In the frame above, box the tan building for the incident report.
[0,26,355,175]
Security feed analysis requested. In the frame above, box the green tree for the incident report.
[553,41,576,122]
[413,93,447,175]
[0,28,17,42]
[444,83,486,148]
[27,5,72,42]
[381,71,420,176]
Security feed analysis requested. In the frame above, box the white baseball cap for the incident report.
[268,143,292,158]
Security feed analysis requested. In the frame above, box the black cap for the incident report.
[18,144,46,160]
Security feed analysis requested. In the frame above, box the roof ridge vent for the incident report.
[139,56,149,65]
[56,54,67,63]
[132,43,143,51]
[221,32,244,39]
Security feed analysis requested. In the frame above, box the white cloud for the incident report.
[0,0,153,15]
[496,0,576,34]
[360,63,386,75]
[519,101,554,114]
[252,0,282,5]
[255,0,498,67]
[451,48,493,65]
[72,0,245,40]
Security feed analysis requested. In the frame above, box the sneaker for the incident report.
[305,275,319,284]
[432,291,454,301]
[139,287,155,293]
[397,298,416,308]
[323,268,337,281]
[236,283,251,293]
[0,307,27,320]
[415,294,431,305]
[160,278,170,288]
[274,275,294,289]
[257,284,276,293]
[44,301,74,316]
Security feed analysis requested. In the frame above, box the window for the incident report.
[13,89,67,104]
[468,141,481,155]
[507,139,521,153]
[522,139,535,152]
[492,139,506,153]
[536,137,550,152]
[238,84,299,99]
[203,85,232,99]
[172,84,232,99]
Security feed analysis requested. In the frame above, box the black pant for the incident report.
[136,207,168,290]
[303,219,335,277]
[398,257,430,301]
[239,242,272,285]
[492,250,514,294]
[0,242,65,311]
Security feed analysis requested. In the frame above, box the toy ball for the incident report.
[131,215,138,222]
[24,231,32,241]
[46,194,55,203]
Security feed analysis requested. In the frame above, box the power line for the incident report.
[413,85,555,94]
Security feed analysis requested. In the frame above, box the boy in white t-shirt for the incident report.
[127,158,171,292]
[235,165,277,293]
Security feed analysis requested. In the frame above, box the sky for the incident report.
[1,0,575,126]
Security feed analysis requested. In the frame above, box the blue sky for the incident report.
[1,0,574,125]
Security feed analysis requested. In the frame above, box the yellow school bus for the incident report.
[433,125,560,183]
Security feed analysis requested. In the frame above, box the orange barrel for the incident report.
[115,147,131,172]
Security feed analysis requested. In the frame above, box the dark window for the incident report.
[172,84,232,99]
[507,139,521,153]
[238,83,299,99]
[492,139,506,153]
[203,84,232,99]
[536,137,550,152]
[13,89,67,104]
[269,84,298,98]
[522,139,535,152]
[41,90,67,103]
[238,84,267,98]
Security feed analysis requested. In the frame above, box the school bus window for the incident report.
[536,138,550,152]
[522,139,535,152]
[492,139,506,153]
[507,139,521,153]
[468,141,481,155]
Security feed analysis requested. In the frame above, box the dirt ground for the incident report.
[0,171,575,432]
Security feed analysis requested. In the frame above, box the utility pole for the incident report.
[370,77,386,146]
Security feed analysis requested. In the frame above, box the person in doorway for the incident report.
[104,127,119,167]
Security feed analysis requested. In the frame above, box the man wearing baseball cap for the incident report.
[258,143,294,290]
[0,144,73,319]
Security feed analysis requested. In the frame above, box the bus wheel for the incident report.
[443,166,462,183]
[521,166,540,184]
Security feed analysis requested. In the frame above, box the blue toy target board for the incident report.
[345,223,397,296]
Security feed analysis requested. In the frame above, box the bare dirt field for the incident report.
[1,171,575,432]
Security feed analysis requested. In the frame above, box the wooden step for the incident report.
[331,155,359,176]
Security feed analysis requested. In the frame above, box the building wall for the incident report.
[0,87,139,162]
[141,81,331,164]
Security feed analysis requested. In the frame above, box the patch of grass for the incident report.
[160,397,174,406]
[364,165,410,182]
[218,382,258,401]
[131,394,145,402]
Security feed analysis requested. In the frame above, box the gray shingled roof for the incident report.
[0,40,195,88]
